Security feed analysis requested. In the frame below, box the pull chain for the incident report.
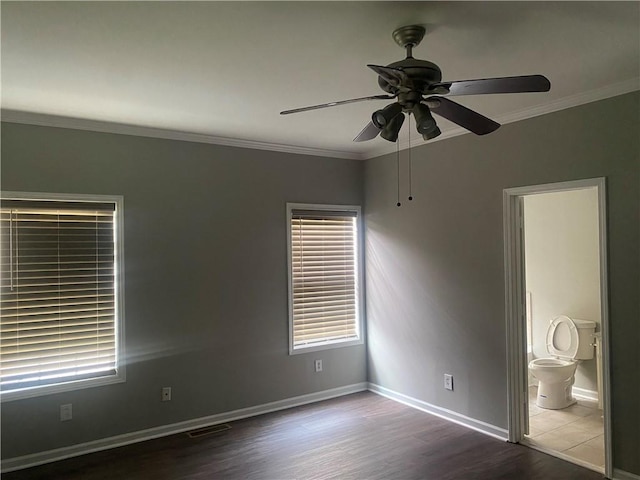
[408,114,413,201]
[9,209,14,290]
[396,138,401,207]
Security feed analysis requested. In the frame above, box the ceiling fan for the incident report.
[280,25,551,143]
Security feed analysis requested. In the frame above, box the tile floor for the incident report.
[525,385,604,468]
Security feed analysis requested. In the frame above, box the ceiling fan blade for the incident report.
[427,96,500,135]
[432,75,551,96]
[367,65,410,88]
[353,121,381,142]
[280,95,394,115]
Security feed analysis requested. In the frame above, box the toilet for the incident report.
[528,315,596,409]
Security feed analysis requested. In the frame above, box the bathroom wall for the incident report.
[524,189,601,393]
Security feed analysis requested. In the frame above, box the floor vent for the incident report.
[186,423,231,438]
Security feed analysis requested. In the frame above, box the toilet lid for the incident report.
[546,315,579,359]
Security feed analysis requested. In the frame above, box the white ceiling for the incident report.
[2,2,639,159]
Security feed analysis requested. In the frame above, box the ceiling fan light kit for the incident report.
[380,112,405,142]
[412,103,438,136]
[281,24,551,145]
[372,102,404,129]
[422,126,442,142]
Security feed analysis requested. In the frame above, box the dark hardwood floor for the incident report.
[3,392,602,479]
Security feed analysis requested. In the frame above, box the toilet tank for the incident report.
[573,318,596,360]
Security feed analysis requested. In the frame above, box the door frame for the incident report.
[503,177,612,477]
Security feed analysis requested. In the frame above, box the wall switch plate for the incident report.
[314,359,323,372]
[444,374,454,391]
[60,403,73,421]
[162,386,172,401]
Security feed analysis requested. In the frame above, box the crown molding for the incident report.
[364,77,640,160]
[2,77,637,162]
[497,77,640,130]
[0,110,364,160]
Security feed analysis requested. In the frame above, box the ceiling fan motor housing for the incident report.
[377,58,443,95]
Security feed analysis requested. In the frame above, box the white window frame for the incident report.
[1,191,126,402]
[287,203,364,355]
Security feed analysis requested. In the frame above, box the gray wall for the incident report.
[0,124,366,459]
[364,92,639,474]
[1,92,638,475]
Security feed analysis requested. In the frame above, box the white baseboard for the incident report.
[367,383,508,441]
[1,382,368,473]
[614,468,640,480]
[572,386,599,402]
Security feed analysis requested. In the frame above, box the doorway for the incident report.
[503,178,611,477]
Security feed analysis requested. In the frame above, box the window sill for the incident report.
[289,338,364,355]
[1,370,126,403]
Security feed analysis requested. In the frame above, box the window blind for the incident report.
[1,200,117,392]
[290,209,359,348]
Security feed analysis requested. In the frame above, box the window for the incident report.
[1,192,125,401]
[287,203,363,354]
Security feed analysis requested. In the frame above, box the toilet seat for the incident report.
[546,315,579,359]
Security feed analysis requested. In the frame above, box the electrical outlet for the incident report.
[444,374,453,391]
[162,386,172,402]
[314,359,323,372]
[60,403,73,421]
